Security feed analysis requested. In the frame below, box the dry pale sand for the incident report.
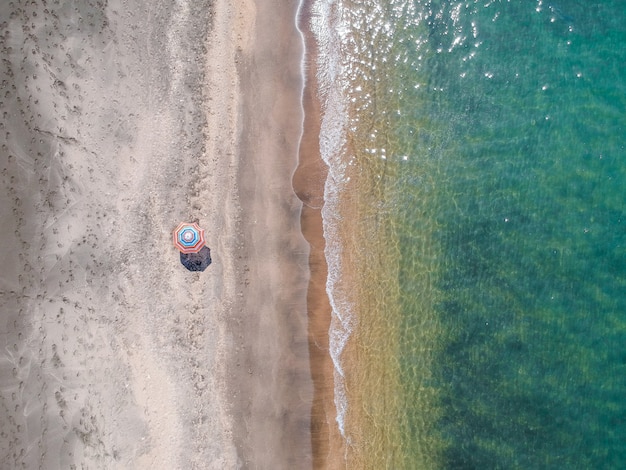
[0,0,311,469]
[225,0,315,468]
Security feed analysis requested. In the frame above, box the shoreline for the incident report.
[293,1,348,468]
[294,1,412,467]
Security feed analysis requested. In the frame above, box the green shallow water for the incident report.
[311,0,626,467]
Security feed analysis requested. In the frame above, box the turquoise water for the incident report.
[310,0,626,467]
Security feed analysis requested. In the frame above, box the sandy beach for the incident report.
[0,0,311,468]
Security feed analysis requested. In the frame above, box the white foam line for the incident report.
[308,0,356,440]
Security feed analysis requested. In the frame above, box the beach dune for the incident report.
[0,0,311,468]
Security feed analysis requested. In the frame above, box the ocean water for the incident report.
[309,0,626,468]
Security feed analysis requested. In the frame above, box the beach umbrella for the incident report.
[180,245,212,272]
[173,222,206,254]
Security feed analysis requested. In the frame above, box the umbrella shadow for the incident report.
[179,245,212,272]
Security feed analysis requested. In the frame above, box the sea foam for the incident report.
[310,0,354,438]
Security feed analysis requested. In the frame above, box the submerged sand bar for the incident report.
[0,0,311,468]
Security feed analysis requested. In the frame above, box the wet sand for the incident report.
[293,2,354,468]
[0,0,311,468]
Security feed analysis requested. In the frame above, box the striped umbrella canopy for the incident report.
[173,222,206,254]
